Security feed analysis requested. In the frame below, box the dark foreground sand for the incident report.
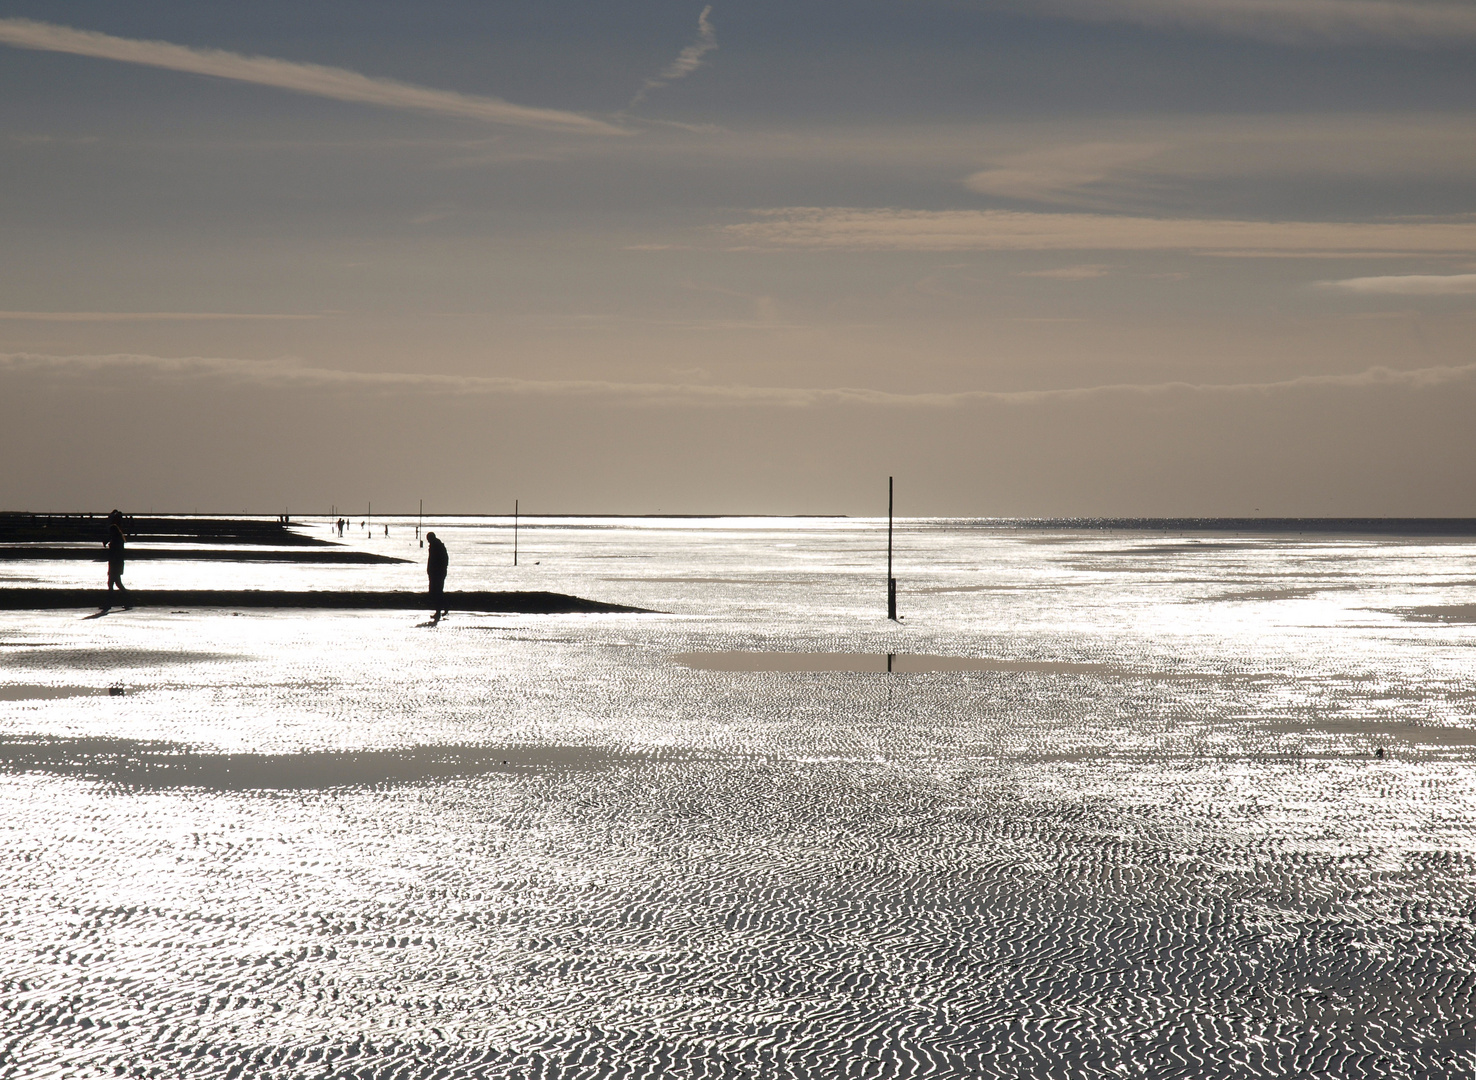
[0,589,652,613]
[0,547,405,563]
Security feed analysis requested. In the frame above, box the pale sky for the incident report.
[2,0,1474,515]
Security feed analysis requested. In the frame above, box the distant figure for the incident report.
[384,524,389,537]
[426,531,449,620]
[102,509,131,610]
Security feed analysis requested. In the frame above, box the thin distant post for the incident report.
[514,499,519,566]
[418,499,423,547]
[887,477,898,621]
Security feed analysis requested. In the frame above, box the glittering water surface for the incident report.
[3,517,1475,1079]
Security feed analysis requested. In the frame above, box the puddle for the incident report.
[1,648,239,670]
[1272,719,1476,746]
[1202,588,1323,603]
[0,736,642,788]
[1393,605,1476,624]
[0,685,107,701]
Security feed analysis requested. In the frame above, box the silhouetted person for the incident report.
[102,509,131,610]
[426,531,449,620]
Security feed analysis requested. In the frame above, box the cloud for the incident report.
[964,142,1165,205]
[5,351,1475,410]
[724,207,1476,255]
[0,311,319,321]
[1320,273,1476,294]
[1016,264,1113,279]
[630,6,717,107]
[0,17,625,135]
[1022,0,1476,46]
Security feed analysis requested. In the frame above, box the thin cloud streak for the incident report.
[630,6,716,107]
[1320,273,1476,294]
[5,351,1475,409]
[0,311,319,321]
[0,18,625,135]
[1016,265,1113,279]
[1023,0,1476,45]
[964,142,1165,206]
[725,208,1476,255]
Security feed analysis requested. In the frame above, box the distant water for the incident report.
[2,517,1475,1079]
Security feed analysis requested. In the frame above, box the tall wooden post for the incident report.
[418,499,423,547]
[887,477,898,620]
[514,499,519,566]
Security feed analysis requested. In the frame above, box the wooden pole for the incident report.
[418,499,423,546]
[887,477,897,620]
[514,499,519,566]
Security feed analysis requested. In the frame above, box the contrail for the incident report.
[631,6,716,107]
[0,17,626,135]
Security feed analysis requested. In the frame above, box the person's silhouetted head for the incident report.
[108,509,122,522]
[426,532,437,541]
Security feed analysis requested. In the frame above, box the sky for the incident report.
[1,0,1474,515]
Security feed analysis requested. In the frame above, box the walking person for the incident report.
[102,509,131,611]
[425,531,449,621]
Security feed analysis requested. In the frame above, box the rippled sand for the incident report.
[2,518,1475,1078]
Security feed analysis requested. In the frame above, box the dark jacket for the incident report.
[106,523,126,565]
[427,537,448,580]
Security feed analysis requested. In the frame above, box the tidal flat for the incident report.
[1,516,1474,1079]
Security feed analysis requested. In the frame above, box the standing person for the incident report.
[102,509,131,610]
[425,531,449,621]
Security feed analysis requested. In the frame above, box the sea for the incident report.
[2,516,1474,1079]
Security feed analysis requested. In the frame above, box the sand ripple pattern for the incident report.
[3,754,1473,1079]
[3,522,1476,1078]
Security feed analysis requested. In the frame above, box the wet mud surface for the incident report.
[2,518,1475,1078]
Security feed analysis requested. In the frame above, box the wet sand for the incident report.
[674,650,1143,675]
[974,516,1476,536]
[3,517,1476,1079]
